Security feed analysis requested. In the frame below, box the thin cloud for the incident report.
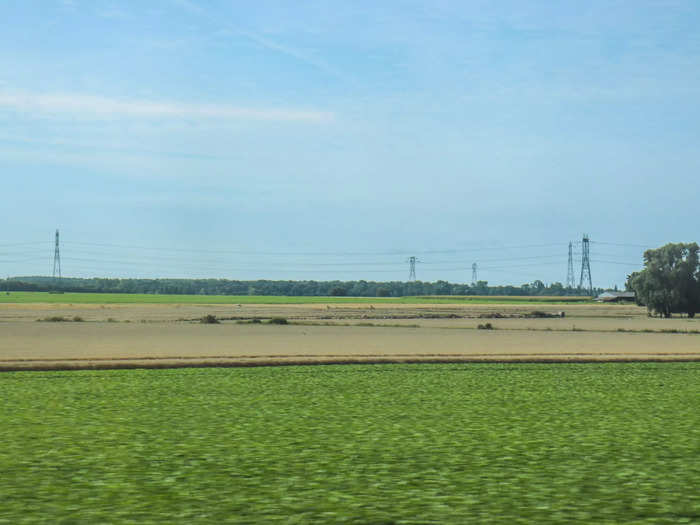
[238,30,350,83]
[0,91,333,123]
[168,0,352,83]
[170,0,204,15]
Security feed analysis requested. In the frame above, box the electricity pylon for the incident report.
[566,241,575,288]
[472,262,478,284]
[579,234,592,295]
[52,229,61,280]
[407,256,418,281]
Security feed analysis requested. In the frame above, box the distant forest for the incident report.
[3,276,603,297]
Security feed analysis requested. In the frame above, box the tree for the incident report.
[376,287,390,297]
[531,280,546,295]
[627,242,700,318]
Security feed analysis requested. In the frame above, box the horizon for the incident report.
[2,232,646,289]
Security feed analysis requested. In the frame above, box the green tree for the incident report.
[531,280,546,295]
[627,242,700,318]
[376,287,390,297]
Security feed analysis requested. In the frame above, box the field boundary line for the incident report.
[2,355,700,372]
[2,350,700,364]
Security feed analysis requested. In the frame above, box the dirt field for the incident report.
[1,302,698,370]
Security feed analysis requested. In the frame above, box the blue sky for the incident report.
[1,0,699,287]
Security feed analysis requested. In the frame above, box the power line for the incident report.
[422,254,565,264]
[54,256,631,274]
[61,255,405,268]
[591,260,641,267]
[0,241,50,247]
[0,250,52,258]
[592,241,651,249]
[58,245,625,265]
[61,240,567,257]
[0,234,649,284]
[61,248,569,266]
[0,257,44,264]
[42,245,629,269]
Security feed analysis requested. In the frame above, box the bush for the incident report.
[268,317,288,325]
[37,316,85,322]
[200,314,220,324]
[477,323,494,330]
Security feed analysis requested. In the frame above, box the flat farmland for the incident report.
[1,363,699,523]
[1,300,699,370]
[0,291,592,305]
[2,300,700,523]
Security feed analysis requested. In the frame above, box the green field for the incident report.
[0,291,591,305]
[1,363,698,523]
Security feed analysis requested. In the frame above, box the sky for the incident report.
[1,0,699,288]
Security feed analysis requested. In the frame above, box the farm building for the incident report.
[595,291,636,303]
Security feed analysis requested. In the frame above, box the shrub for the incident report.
[268,317,288,325]
[477,323,494,330]
[72,316,84,322]
[200,314,220,324]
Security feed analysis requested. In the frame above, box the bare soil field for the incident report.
[1,302,698,370]
[0,301,654,323]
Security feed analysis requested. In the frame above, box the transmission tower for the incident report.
[407,256,418,281]
[52,229,61,280]
[578,234,592,295]
[471,262,478,284]
[566,241,575,288]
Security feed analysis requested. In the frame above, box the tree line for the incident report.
[2,276,600,297]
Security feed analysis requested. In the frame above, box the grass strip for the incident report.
[0,291,594,305]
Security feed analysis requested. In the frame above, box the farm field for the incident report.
[1,301,699,370]
[0,291,592,305]
[1,363,699,523]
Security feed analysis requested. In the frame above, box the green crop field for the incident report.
[1,363,698,523]
[0,291,591,305]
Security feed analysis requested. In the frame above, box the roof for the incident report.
[596,291,636,301]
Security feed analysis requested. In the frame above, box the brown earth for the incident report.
[0,301,646,323]
[1,302,699,370]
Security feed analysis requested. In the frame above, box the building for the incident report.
[595,291,636,303]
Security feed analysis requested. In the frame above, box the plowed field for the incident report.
[1,301,698,370]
